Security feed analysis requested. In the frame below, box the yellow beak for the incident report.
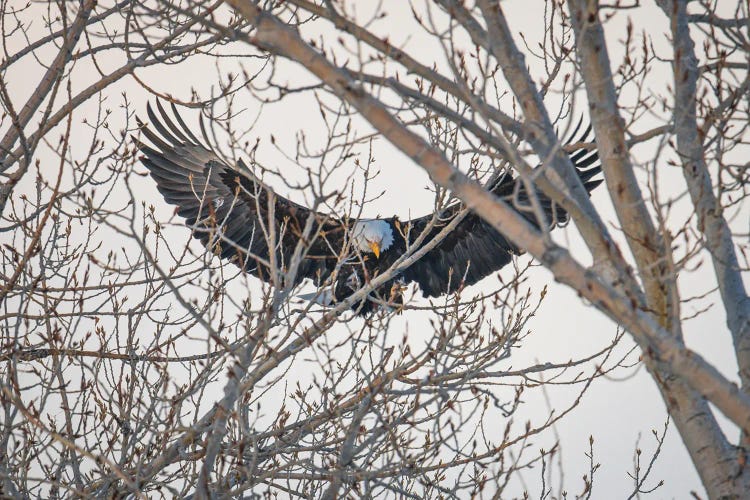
[368,241,381,259]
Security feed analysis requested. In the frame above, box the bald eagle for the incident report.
[137,102,601,314]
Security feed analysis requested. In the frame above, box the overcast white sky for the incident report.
[6,0,749,497]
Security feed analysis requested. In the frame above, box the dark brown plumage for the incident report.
[137,102,601,314]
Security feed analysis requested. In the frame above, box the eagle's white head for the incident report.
[351,219,394,258]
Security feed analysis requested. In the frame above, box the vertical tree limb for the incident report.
[567,0,748,495]
[663,0,750,408]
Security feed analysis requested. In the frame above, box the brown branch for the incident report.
[665,0,750,444]
[219,0,750,435]
[0,0,96,169]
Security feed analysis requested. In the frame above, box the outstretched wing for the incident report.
[398,122,602,297]
[136,101,346,286]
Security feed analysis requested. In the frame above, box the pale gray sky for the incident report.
[7,0,748,497]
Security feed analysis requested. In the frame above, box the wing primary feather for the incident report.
[138,126,179,159]
[146,103,182,148]
[170,102,203,146]
[563,115,585,144]
[569,147,591,163]
[199,114,216,155]
[155,100,197,146]
[578,165,603,184]
[571,150,599,169]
